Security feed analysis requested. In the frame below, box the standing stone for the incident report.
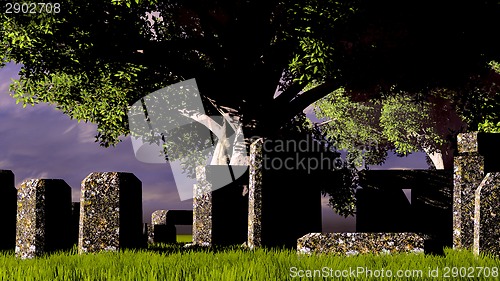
[453,132,500,250]
[193,165,249,246]
[193,168,212,246]
[0,170,16,251]
[151,210,176,243]
[474,173,500,257]
[247,138,263,249]
[78,172,143,253]
[454,132,485,249]
[15,179,72,259]
[247,137,324,249]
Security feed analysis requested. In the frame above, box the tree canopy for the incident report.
[2,0,500,215]
[3,0,500,146]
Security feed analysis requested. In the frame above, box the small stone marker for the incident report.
[78,172,143,253]
[151,210,175,243]
[15,179,72,259]
[474,172,500,257]
[0,170,16,251]
[297,233,425,255]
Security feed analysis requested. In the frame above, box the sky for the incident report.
[0,63,429,233]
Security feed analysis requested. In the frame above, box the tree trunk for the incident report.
[422,146,454,170]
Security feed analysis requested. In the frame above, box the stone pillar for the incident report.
[193,166,249,246]
[453,132,484,249]
[78,172,143,253]
[248,139,263,249]
[0,170,16,251]
[193,167,212,246]
[474,173,500,257]
[15,179,72,259]
[151,210,176,243]
[247,137,323,249]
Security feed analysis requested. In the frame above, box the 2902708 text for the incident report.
[3,2,61,14]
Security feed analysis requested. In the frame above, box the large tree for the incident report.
[3,0,500,146]
[2,0,500,215]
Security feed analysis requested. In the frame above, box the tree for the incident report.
[313,89,460,170]
[2,0,500,213]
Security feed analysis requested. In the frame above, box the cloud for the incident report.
[0,63,191,223]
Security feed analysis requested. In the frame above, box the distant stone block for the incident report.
[151,209,193,244]
[0,170,16,251]
[152,210,168,225]
[474,173,500,257]
[78,172,143,253]
[15,179,72,259]
[151,210,175,244]
[297,233,425,255]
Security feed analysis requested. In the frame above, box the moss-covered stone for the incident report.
[474,172,500,257]
[78,172,143,253]
[15,179,72,259]
[247,138,263,249]
[297,233,424,255]
[453,134,485,250]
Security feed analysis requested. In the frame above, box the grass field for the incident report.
[176,234,192,243]
[0,245,499,280]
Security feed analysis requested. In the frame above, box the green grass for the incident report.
[0,247,499,280]
[176,234,192,243]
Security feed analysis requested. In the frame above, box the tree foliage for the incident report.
[3,0,500,214]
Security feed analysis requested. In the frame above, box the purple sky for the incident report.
[0,63,429,233]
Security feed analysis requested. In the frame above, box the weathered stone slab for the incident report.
[453,132,500,250]
[78,172,143,253]
[0,170,16,251]
[248,137,327,249]
[474,172,500,257]
[193,166,249,246]
[297,233,425,255]
[453,133,485,250]
[15,179,72,259]
[247,139,263,249]
[193,169,212,246]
